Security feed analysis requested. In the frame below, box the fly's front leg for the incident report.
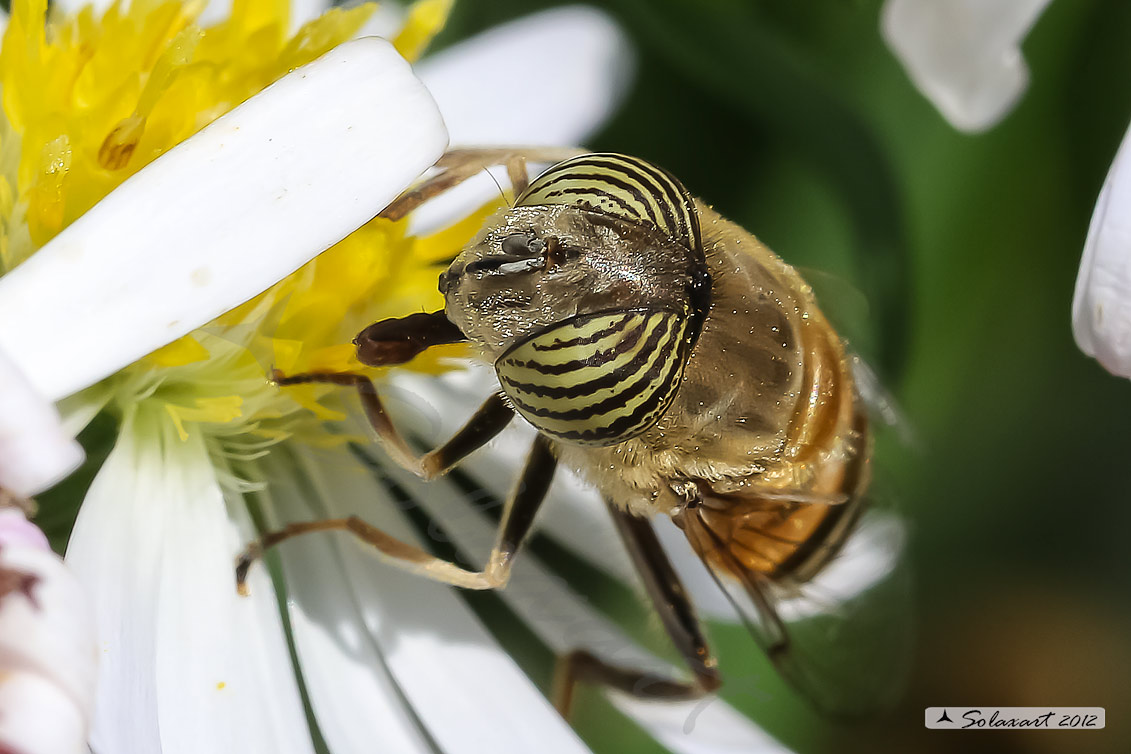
[272,310,511,478]
[236,435,557,595]
[552,503,722,718]
[379,147,586,220]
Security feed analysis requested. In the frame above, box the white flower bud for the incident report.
[0,510,97,754]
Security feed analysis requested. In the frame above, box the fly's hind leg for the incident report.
[552,503,722,718]
[379,147,586,220]
[237,434,557,595]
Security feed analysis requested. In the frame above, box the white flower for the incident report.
[881,0,1052,132]
[0,3,842,753]
[0,6,446,752]
[1073,121,1131,378]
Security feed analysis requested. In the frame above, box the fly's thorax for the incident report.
[637,204,858,488]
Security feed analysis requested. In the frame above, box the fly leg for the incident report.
[379,147,586,220]
[237,434,557,594]
[552,503,722,718]
[270,370,513,480]
[271,310,511,478]
[244,310,523,589]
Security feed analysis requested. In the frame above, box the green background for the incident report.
[430,2,1131,753]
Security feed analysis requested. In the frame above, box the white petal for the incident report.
[154,445,315,754]
[408,5,632,233]
[651,518,740,622]
[0,348,84,498]
[0,38,446,403]
[780,511,905,621]
[270,444,591,754]
[197,0,235,28]
[255,451,433,754]
[52,0,233,26]
[0,525,97,754]
[1073,120,1131,378]
[0,507,49,549]
[881,0,1051,132]
[65,411,314,754]
[405,168,514,236]
[356,2,406,41]
[288,0,333,34]
[51,0,109,15]
[373,457,792,754]
[610,695,791,754]
[57,386,113,440]
[0,674,87,754]
[417,6,631,145]
[65,418,164,754]
[652,512,906,625]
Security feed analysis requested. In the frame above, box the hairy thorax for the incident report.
[553,203,859,516]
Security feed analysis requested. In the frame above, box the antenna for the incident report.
[483,168,512,208]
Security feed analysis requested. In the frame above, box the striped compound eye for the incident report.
[515,153,701,254]
[495,308,695,446]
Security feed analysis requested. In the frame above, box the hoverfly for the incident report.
[237,148,909,718]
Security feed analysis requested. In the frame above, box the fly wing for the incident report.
[685,501,912,719]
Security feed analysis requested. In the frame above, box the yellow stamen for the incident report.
[165,396,244,441]
[147,336,210,367]
[0,0,474,452]
[394,0,456,61]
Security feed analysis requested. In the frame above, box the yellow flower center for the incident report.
[0,0,488,451]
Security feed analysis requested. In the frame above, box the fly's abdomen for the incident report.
[495,308,694,446]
